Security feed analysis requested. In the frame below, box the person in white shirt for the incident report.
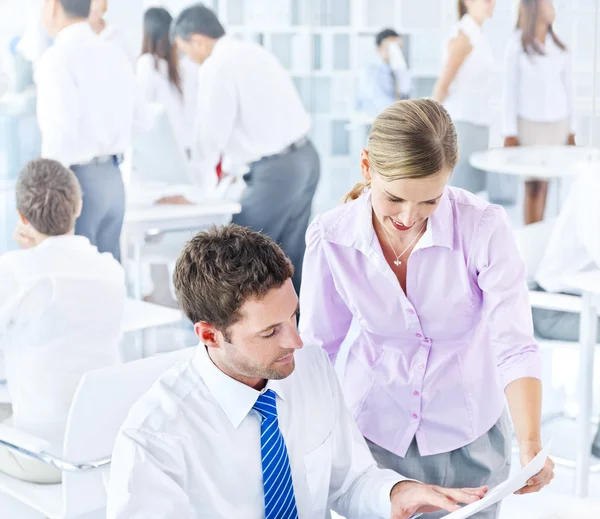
[106,224,485,519]
[503,0,576,225]
[88,0,135,64]
[433,0,496,196]
[37,0,135,261]
[356,29,412,116]
[172,4,320,294]
[533,169,600,458]
[0,158,125,484]
[136,7,198,158]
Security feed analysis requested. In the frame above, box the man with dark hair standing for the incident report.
[36,0,135,261]
[106,224,486,519]
[357,28,412,116]
[0,159,125,484]
[171,4,320,293]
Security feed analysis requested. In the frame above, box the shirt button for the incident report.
[419,364,425,370]
[415,333,422,338]
[408,309,415,315]
[412,413,419,420]
[413,391,420,396]
[424,338,431,343]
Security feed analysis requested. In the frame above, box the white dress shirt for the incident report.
[35,22,135,167]
[106,343,404,519]
[191,36,311,189]
[503,30,576,137]
[443,14,495,127]
[536,171,600,294]
[0,235,125,450]
[136,54,198,153]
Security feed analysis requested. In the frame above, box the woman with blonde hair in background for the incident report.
[299,99,554,518]
[503,0,576,224]
[433,0,496,195]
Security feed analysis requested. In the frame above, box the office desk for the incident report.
[469,146,600,179]
[123,199,241,299]
[561,270,600,498]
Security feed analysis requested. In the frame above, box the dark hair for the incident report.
[376,28,400,48]
[173,225,294,332]
[518,0,566,55]
[141,8,182,94]
[59,0,92,18]
[458,0,467,18]
[171,3,226,42]
[16,159,81,236]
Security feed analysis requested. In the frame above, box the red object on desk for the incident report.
[216,159,223,181]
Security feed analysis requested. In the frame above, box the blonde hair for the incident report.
[344,99,459,203]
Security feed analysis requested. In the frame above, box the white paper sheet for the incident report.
[444,441,553,519]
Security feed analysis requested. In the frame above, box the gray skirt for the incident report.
[366,411,512,519]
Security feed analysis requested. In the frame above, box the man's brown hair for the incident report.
[16,159,81,236]
[173,224,294,331]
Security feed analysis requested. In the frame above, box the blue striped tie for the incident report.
[253,389,299,519]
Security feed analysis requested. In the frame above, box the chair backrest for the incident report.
[131,103,192,185]
[60,347,196,518]
[513,219,556,284]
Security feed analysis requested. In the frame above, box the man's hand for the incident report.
[155,195,194,205]
[12,221,35,249]
[504,136,519,147]
[515,440,554,495]
[390,481,487,519]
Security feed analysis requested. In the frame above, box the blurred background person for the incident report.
[357,28,412,116]
[36,0,135,261]
[503,0,576,225]
[433,0,496,196]
[136,7,197,160]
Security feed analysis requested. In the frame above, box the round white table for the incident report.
[469,145,600,179]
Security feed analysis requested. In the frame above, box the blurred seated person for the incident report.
[356,29,412,116]
[533,168,600,457]
[0,159,126,484]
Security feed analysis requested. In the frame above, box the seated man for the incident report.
[0,158,125,483]
[534,169,600,457]
[356,29,412,116]
[106,224,485,518]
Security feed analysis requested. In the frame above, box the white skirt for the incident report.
[517,117,570,181]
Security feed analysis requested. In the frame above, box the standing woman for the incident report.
[136,7,197,158]
[433,0,496,195]
[299,100,554,519]
[503,0,576,225]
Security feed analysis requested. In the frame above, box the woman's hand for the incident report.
[567,134,576,146]
[504,136,519,147]
[390,481,487,519]
[515,440,554,495]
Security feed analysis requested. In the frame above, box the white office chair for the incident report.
[0,346,195,519]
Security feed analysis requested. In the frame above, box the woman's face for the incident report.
[466,0,496,21]
[361,150,451,235]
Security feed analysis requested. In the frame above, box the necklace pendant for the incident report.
[394,259,402,267]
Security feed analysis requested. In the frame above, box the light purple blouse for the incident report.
[299,188,541,457]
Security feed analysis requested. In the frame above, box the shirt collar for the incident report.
[192,344,286,428]
[54,21,94,45]
[355,189,455,252]
[37,234,93,251]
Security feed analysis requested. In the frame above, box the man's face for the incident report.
[379,36,402,64]
[175,34,213,65]
[206,279,304,389]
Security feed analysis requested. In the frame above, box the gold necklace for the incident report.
[381,220,427,267]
